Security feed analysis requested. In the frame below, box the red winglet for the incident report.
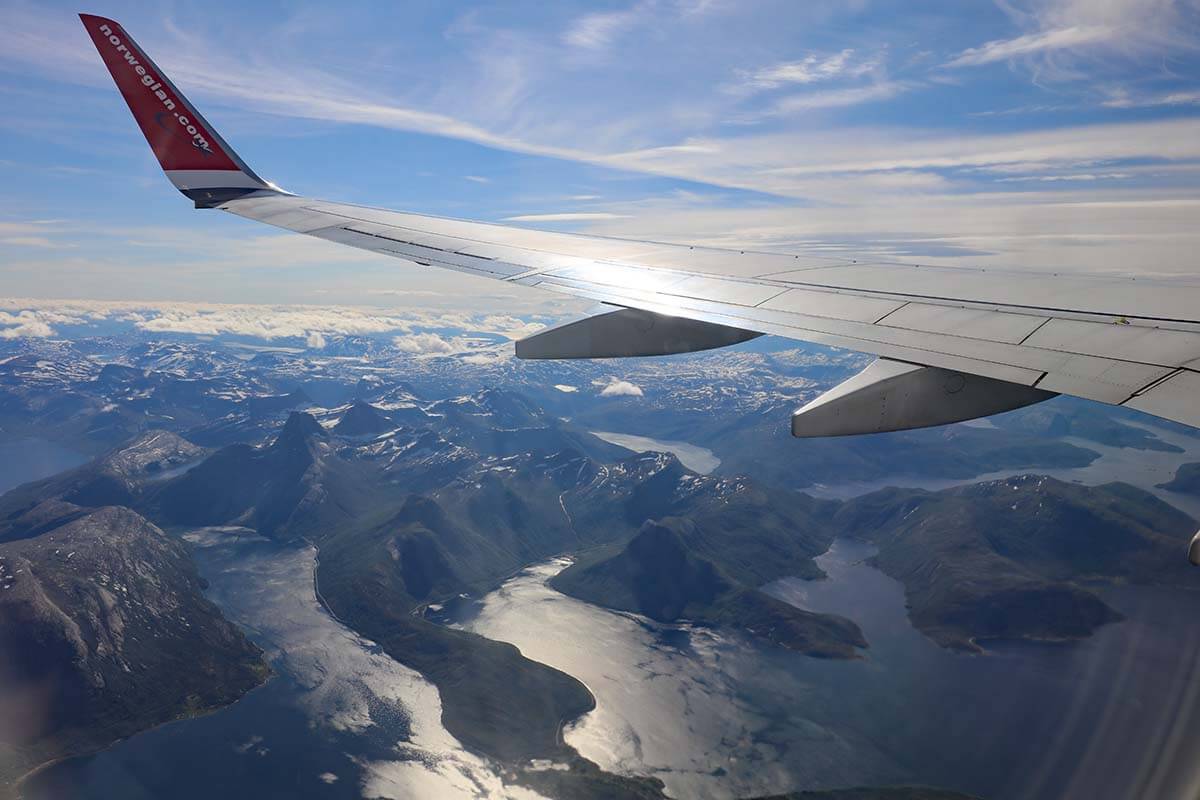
[80,14,247,174]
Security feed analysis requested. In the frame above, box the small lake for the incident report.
[455,545,1200,800]
[591,430,721,474]
[0,438,86,496]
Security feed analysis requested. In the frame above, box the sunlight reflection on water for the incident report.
[461,545,1200,800]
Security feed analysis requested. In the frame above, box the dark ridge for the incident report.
[275,411,327,444]
[834,475,1197,651]
[1158,462,1200,494]
[552,518,867,659]
[333,401,393,437]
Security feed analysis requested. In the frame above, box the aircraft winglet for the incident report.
[79,13,280,207]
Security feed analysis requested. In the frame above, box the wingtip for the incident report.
[79,13,123,36]
[78,12,112,25]
[79,11,273,195]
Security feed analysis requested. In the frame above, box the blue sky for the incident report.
[1,0,1199,320]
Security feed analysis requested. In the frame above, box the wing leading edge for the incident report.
[80,14,1200,438]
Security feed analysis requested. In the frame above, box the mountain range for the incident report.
[833,475,1197,651]
[2,330,1197,798]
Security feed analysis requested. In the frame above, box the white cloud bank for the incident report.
[136,306,416,340]
[0,311,55,339]
[0,298,554,345]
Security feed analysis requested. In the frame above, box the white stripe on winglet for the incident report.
[164,170,265,189]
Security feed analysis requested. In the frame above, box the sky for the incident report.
[1,0,1199,335]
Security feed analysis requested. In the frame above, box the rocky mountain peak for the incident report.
[334,401,393,437]
[275,411,328,446]
[99,430,205,480]
[392,494,453,534]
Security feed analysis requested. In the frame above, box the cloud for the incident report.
[598,377,644,397]
[576,189,1200,278]
[459,348,512,365]
[134,305,417,340]
[0,310,55,339]
[554,384,578,393]
[392,332,466,354]
[232,735,268,757]
[742,118,1197,177]
[593,116,1200,203]
[563,5,647,51]
[503,213,630,222]
[736,50,881,91]
[725,49,902,119]
[946,0,1199,75]
[0,305,100,339]
[365,289,444,298]
[0,236,64,248]
[1102,89,1200,108]
[764,81,911,115]
[993,172,1133,182]
[947,25,1114,67]
[464,175,491,184]
[0,299,550,345]
[477,314,545,339]
[0,220,74,251]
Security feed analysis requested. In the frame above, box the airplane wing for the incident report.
[81,14,1200,438]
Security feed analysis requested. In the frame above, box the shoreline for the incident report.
[10,672,273,800]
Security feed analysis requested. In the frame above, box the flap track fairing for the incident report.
[516,307,761,360]
[791,358,1056,438]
